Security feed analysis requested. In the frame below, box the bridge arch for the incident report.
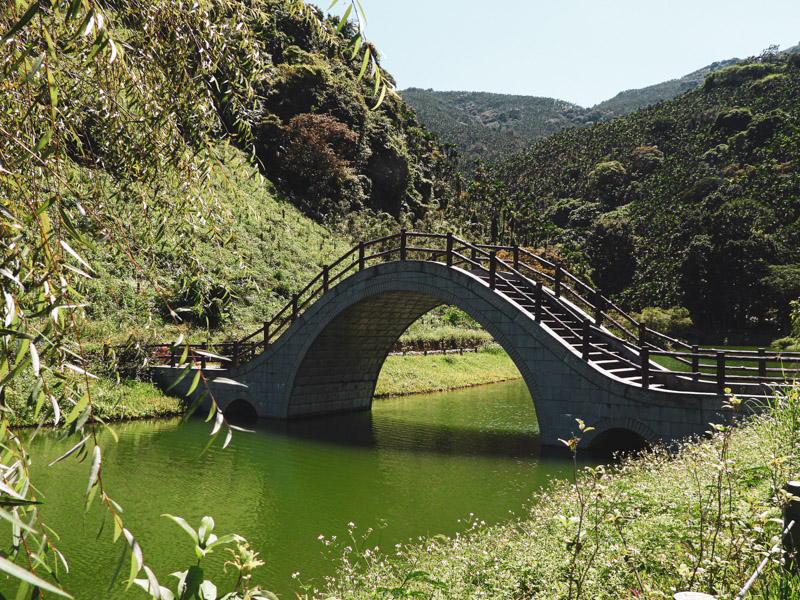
[285,262,548,430]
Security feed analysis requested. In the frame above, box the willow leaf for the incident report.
[0,555,72,598]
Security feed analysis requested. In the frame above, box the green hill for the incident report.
[3,0,461,353]
[400,58,745,175]
[399,89,586,172]
[457,52,800,335]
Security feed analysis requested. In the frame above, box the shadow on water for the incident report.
[226,410,547,459]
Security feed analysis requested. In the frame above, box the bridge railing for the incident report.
[127,231,800,393]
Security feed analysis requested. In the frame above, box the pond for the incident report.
[18,380,581,599]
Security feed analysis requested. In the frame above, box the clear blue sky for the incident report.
[329,0,800,107]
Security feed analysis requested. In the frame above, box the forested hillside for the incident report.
[399,89,586,172]
[401,58,750,175]
[458,52,800,334]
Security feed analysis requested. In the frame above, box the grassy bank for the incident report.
[7,348,520,427]
[316,390,800,600]
[375,345,521,397]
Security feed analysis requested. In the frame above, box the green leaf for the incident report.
[32,381,45,420]
[161,514,199,545]
[372,82,387,110]
[205,533,244,552]
[179,390,208,424]
[186,369,202,396]
[181,565,204,599]
[112,514,123,544]
[85,445,101,513]
[336,4,352,33]
[349,35,362,60]
[0,555,72,598]
[64,392,90,425]
[123,529,142,589]
[1,2,40,44]
[0,506,39,533]
[66,0,83,23]
[23,53,46,84]
[197,516,214,545]
[357,47,369,81]
[165,364,191,392]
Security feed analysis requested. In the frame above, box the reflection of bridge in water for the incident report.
[157,232,799,449]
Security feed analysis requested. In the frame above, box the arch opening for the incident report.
[224,399,259,424]
[287,288,537,420]
[587,428,650,457]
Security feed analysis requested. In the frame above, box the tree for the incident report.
[0,0,386,596]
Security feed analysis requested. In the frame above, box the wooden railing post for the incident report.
[489,251,497,290]
[400,229,407,261]
[446,233,453,268]
[594,289,603,326]
[638,321,646,347]
[554,262,562,298]
[582,319,590,361]
[535,281,543,322]
[513,244,519,271]
[641,346,650,389]
[758,347,766,379]
[692,345,699,381]
[291,293,299,321]
[358,241,365,270]
[200,342,207,369]
[716,352,726,394]
[322,264,329,292]
[170,346,176,368]
[233,341,240,368]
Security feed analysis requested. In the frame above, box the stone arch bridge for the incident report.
[157,232,792,449]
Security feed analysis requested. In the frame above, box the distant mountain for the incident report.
[400,58,743,175]
[398,89,587,171]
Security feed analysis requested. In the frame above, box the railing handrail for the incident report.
[121,231,800,393]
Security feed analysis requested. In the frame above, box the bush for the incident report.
[713,107,752,131]
[635,306,693,338]
[281,112,361,217]
[630,145,664,173]
[588,161,627,204]
[703,62,778,89]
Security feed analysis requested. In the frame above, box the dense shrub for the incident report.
[634,306,693,338]
[713,107,752,131]
[702,62,778,89]
[630,145,664,173]
[588,160,627,204]
[281,113,361,217]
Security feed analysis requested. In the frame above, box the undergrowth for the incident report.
[314,387,800,599]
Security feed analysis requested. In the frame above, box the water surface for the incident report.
[20,380,577,598]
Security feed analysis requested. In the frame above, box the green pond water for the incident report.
[16,380,580,599]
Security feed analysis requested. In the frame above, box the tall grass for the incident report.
[314,386,800,599]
